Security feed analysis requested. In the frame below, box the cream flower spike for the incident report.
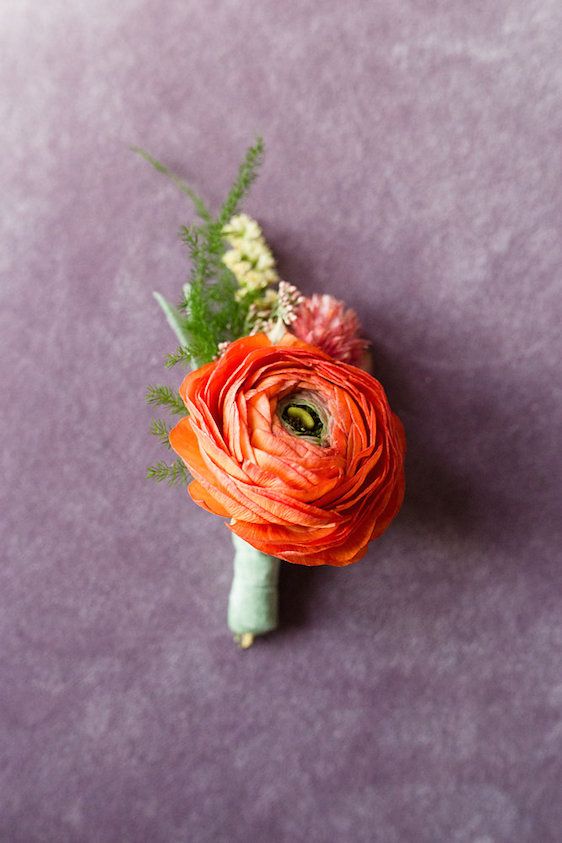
[222,213,263,244]
[221,214,279,297]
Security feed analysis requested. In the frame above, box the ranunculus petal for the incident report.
[169,333,405,566]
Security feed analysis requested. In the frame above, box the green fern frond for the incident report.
[144,138,267,492]
[216,136,264,228]
[132,146,212,222]
[146,459,189,485]
[149,419,172,447]
[167,138,266,365]
[179,225,197,251]
[146,385,187,416]
[165,346,193,368]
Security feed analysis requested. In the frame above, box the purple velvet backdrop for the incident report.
[2,1,561,841]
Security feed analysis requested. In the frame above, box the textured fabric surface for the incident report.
[1,2,561,841]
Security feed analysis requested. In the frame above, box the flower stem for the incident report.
[228,534,280,646]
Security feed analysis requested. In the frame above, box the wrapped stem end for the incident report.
[228,534,280,647]
[235,632,256,650]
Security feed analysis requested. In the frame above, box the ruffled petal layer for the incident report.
[169,333,405,566]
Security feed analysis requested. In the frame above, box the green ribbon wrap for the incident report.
[228,534,280,647]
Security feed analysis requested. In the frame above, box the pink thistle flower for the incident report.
[291,293,370,366]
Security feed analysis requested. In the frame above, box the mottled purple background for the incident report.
[1,1,561,841]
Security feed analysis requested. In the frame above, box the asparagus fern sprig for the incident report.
[139,137,268,483]
[146,385,187,416]
[149,419,172,448]
[137,137,265,370]
[146,459,190,485]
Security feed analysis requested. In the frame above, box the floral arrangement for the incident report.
[138,138,405,648]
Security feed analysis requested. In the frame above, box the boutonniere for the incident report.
[137,138,405,648]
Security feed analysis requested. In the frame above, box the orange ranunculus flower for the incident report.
[169,333,406,566]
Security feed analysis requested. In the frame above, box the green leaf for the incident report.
[153,291,191,346]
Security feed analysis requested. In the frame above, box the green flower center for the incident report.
[278,393,328,445]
